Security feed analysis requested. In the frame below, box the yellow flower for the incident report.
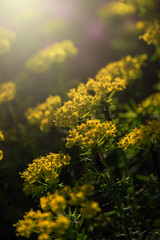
[20,152,71,194]
[66,119,117,150]
[14,209,55,238]
[14,185,101,238]
[80,201,101,219]
[139,19,160,46]
[26,95,61,132]
[69,191,86,205]
[50,194,66,213]
[0,82,16,104]
[96,54,147,84]
[52,215,70,235]
[25,40,78,72]
[0,150,3,160]
[0,130,4,160]
[137,92,160,117]
[99,1,136,19]
[119,0,156,14]
[55,85,94,127]
[136,20,146,30]
[55,54,147,128]
[0,27,15,55]
[0,131,4,142]
[86,76,126,103]
[118,120,160,151]
[40,194,54,212]
[38,233,51,240]
[80,184,94,196]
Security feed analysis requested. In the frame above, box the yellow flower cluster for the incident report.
[0,27,15,55]
[14,209,70,239]
[66,119,117,150]
[139,19,160,46]
[0,130,4,160]
[40,184,101,218]
[55,55,140,127]
[54,54,147,127]
[99,1,135,19]
[68,184,94,205]
[120,0,157,13]
[25,95,61,132]
[43,184,101,219]
[40,193,66,213]
[118,120,160,151]
[96,54,148,84]
[40,184,100,219]
[80,201,101,219]
[14,184,101,239]
[20,152,71,194]
[64,184,101,219]
[55,83,95,127]
[86,76,126,102]
[0,81,16,104]
[137,92,160,116]
[136,20,146,31]
[25,40,78,73]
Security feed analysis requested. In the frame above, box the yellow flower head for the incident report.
[118,120,160,151]
[96,54,148,84]
[40,192,67,213]
[86,76,126,103]
[80,201,101,219]
[54,54,147,128]
[25,40,78,73]
[50,194,66,213]
[0,131,4,142]
[38,233,51,240]
[0,82,16,104]
[52,215,70,235]
[26,95,61,132]
[68,184,94,205]
[14,184,102,239]
[139,19,160,46]
[20,152,71,194]
[66,119,117,150]
[14,208,70,238]
[137,92,160,117]
[99,1,135,19]
[0,27,15,55]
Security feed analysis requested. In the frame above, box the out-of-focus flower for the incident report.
[25,95,61,132]
[96,54,148,84]
[139,19,160,46]
[0,82,16,103]
[137,92,160,117]
[25,40,78,73]
[0,27,15,55]
[0,130,4,160]
[99,1,136,19]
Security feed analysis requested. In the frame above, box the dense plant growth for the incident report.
[0,0,160,239]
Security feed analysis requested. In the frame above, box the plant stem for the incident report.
[93,149,105,172]
[103,163,131,239]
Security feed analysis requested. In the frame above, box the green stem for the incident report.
[92,149,105,172]
[103,163,131,239]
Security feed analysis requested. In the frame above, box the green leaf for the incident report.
[135,174,150,182]
[104,210,117,217]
